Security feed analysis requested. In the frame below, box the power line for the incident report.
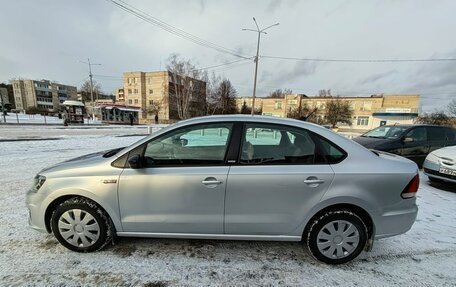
[108,0,250,60]
[261,55,456,63]
[209,61,253,73]
[192,57,254,71]
[91,58,254,80]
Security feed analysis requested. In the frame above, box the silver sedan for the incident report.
[26,115,419,264]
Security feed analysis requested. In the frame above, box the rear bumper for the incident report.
[374,204,418,239]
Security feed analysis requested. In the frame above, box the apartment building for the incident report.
[0,87,9,105]
[115,88,125,104]
[236,96,264,113]
[122,71,206,124]
[11,79,77,112]
[236,94,419,132]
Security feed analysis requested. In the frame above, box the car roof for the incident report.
[380,124,452,128]
[176,114,322,128]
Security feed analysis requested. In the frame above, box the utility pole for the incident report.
[0,89,5,123]
[80,58,101,122]
[243,18,279,116]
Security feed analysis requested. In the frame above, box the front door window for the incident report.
[143,123,233,166]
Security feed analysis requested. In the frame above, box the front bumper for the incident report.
[26,189,48,233]
[423,160,456,184]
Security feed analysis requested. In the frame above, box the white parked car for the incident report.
[423,145,456,184]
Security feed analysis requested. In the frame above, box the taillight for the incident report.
[401,174,419,199]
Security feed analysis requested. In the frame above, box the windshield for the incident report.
[363,126,408,139]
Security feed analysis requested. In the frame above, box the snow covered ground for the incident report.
[0,127,455,286]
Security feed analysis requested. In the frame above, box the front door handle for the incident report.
[202,177,222,188]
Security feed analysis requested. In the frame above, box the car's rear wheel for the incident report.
[51,197,114,252]
[305,210,367,264]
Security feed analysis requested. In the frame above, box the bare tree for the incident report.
[204,72,222,115]
[325,98,353,128]
[268,88,292,98]
[80,80,102,102]
[448,99,456,116]
[318,89,332,97]
[203,71,237,115]
[145,100,162,117]
[216,79,237,114]
[166,54,206,120]
[287,103,320,123]
[416,112,452,126]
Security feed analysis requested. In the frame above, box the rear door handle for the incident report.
[304,179,325,184]
[304,176,325,187]
[202,180,222,185]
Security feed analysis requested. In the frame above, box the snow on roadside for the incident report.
[0,132,455,286]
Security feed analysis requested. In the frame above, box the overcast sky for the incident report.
[1,0,455,112]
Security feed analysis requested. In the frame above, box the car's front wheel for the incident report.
[51,197,114,252]
[305,209,367,264]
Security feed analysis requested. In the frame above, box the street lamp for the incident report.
[243,17,279,116]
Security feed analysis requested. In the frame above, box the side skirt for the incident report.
[116,232,302,242]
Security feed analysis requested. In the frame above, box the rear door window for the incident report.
[444,128,456,143]
[240,123,346,165]
[427,127,446,142]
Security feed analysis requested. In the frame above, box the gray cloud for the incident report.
[358,69,397,85]
[198,0,206,14]
[0,0,454,113]
[267,0,282,12]
[260,61,317,85]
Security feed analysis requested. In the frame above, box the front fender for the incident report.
[42,188,123,233]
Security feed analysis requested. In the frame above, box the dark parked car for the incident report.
[353,124,456,167]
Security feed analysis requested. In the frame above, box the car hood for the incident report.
[38,147,125,176]
[430,145,456,160]
[352,136,394,148]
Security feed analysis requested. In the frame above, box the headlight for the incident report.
[425,153,440,164]
[31,175,46,192]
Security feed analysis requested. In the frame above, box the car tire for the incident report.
[51,197,114,252]
[304,209,367,264]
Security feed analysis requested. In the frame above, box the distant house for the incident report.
[236,94,420,132]
[120,71,206,124]
[11,79,77,112]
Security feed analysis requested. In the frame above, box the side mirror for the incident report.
[403,137,414,143]
[128,154,143,169]
[180,138,188,146]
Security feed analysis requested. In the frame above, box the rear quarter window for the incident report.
[312,135,347,164]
